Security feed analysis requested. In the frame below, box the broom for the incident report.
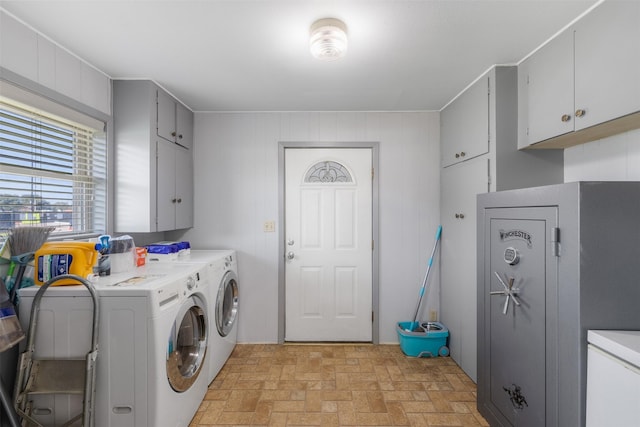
[7,226,54,305]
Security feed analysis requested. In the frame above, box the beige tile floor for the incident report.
[190,344,489,426]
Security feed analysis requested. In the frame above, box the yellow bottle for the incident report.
[34,242,99,286]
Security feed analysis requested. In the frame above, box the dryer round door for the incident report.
[216,270,239,337]
[166,294,208,392]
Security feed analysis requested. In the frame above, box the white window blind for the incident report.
[0,88,107,240]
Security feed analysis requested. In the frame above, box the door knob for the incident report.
[287,239,295,246]
[287,251,295,260]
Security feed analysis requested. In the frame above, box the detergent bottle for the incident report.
[34,242,100,285]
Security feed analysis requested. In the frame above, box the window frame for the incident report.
[0,69,112,241]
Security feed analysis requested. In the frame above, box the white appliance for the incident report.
[586,330,640,427]
[159,250,239,383]
[209,251,238,382]
[18,263,210,427]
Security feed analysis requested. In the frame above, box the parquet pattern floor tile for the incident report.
[190,344,489,426]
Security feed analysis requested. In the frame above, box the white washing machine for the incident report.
[156,250,239,383]
[586,330,640,427]
[17,262,210,427]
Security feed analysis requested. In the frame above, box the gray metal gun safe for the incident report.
[477,182,640,427]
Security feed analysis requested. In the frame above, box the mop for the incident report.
[406,225,442,332]
[7,226,54,305]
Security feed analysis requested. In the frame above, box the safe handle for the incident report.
[491,272,521,315]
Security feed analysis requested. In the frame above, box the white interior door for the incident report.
[285,148,372,342]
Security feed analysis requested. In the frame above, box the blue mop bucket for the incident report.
[396,321,449,357]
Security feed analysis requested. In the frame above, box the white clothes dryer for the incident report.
[160,250,239,383]
[209,251,239,382]
[18,263,210,427]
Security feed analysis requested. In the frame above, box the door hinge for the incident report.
[372,240,374,250]
[372,311,374,322]
[551,227,560,257]
[371,167,374,180]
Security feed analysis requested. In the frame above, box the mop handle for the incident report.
[412,226,442,324]
[420,226,441,296]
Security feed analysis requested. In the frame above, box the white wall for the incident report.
[171,112,441,344]
[565,128,640,181]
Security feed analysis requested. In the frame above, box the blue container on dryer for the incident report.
[396,321,449,357]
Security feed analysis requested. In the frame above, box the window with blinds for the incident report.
[0,89,107,240]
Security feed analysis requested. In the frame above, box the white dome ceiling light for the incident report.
[309,18,348,61]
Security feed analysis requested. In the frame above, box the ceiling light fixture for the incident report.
[309,18,348,61]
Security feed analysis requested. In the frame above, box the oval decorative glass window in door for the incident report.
[304,160,353,183]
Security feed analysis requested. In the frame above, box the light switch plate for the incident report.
[263,221,276,232]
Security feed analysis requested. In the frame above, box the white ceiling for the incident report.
[0,0,598,112]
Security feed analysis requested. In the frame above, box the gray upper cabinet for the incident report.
[176,103,194,150]
[519,0,640,149]
[441,75,489,167]
[518,30,574,148]
[157,89,193,150]
[113,80,194,232]
[573,0,640,131]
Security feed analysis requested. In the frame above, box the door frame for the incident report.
[278,141,380,344]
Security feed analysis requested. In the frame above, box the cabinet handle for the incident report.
[171,198,177,203]
[455,213,465,219]
[177,198,182,203]
[178,134,183,139]
[171,131,177,137]
[575,109,586,118]
[455,153,460,159]
[460,151,465,158]
[561,114,571,122]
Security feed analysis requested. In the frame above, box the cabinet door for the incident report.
[523,29,574,145]
[440,156,489,382]
[174,146,193,230]
[37,35,56,89]
[0,12,38,82]
[156,140,177,231]
[157,89,176,143]
[441,76,490,167]
[81,64,111,115]
[175,103,193,150]
[574,0,640,130]
[55,46,82,101]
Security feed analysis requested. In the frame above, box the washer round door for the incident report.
[166,294,208,392]
[216,270,239,337]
